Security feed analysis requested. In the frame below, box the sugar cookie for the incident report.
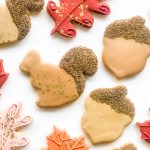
[0,0,44,45]
[46,126,88,150]
[47,0,110,38]
[137,108,150,143]
[20,47,98,107]
[102,16,150,79]
[0,59,9,91]
[113,143,137,150]
[0,103,32,150]
[81,86,135,144]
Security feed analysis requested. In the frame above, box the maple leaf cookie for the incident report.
[38,126,88,150]
[137,108,150,143]
[0,60,9,94]
[47,0,110,38]
[0,103,32,150]
[0,0,44,45]
[20,47,98,107]
[102,16,150,79]
[81,86,135,144]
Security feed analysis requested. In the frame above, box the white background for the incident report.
[1,0,150,149]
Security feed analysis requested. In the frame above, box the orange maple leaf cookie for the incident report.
[81,86,135,144]
[40,126,88,150]
[20,47,98,107]
[102,16,150,79]
[0,0,44,45]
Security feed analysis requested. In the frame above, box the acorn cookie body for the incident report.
[20,47,98,107]
[0,0,44,45]
[102,16,150,79]
[81,86,135,144]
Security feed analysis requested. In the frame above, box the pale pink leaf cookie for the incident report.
[0,103,32,150]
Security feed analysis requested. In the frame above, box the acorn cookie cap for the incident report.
[104,16,150,45]
[113,143,137,150]
[60,46,98,94]
[90,86,135,118]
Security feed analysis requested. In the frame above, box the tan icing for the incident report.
[0,4,18,44]
[81,97,132,144]
[102,38,150,79]
[20,50,79,107]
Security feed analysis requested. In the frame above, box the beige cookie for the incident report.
[81,86,135,144]
[113,143,137,150]
[102,16,150,79]
[0,0,44,45]
[20,47,98,107]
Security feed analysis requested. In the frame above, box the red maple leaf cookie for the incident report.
[137,108,150,143]
[47,0,110,38]
[0,60,9,93]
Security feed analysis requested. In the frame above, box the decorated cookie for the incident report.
[0,0,44,45]
[40,126,88,150]
[137,108,150,143]
[0,103,32,150]
[113,143,137,150]
[20,47,98,107]
[102,16,150,79]
[81,86,135,144]
[0,60,9,91]
[47,0,110,38]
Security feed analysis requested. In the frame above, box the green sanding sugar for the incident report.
[90,86,135,118]
[114,143,137,150]
[6,0,44,40]
[60,46,98,95]
[104,16,150,45]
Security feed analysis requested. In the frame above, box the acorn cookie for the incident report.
[0,0,44,45]
[20,47,98,107]
[102,16,150,79]
[81,86,135,144]
[113,143,137,150]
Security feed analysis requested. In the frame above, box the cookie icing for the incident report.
[0,103,32,150]
[47,0,110,38]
